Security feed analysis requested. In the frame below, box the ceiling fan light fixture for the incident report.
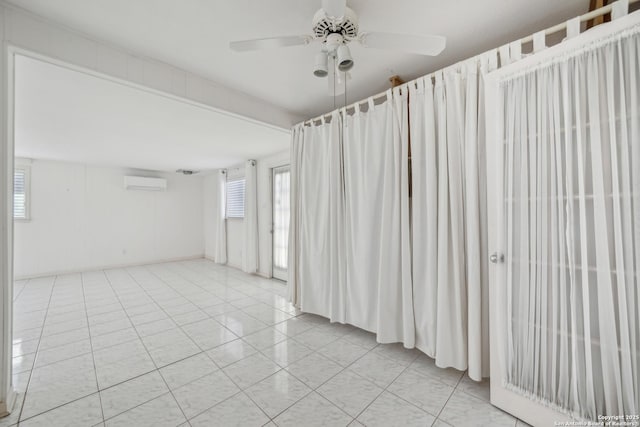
[314,51,329,77]
[336,44,354,72]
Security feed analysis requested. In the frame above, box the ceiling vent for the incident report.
[176,169,199,175]
[124,176,167,191]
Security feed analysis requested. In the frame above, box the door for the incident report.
[485,76,574,427]
[272,166,290,281]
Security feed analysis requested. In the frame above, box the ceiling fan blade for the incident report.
[360,32,446,56]
[229,35,311,52]
[322,0,346,18]
[327,56,346,96]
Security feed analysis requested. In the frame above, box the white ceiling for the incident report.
[7,0,588,120]
[15,55,290,172]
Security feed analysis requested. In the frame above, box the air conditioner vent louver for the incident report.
[124,176,167,191]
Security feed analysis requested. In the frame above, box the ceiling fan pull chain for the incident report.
[333,65,337,109]
[344,71,347,112]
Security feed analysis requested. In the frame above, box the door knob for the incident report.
[490,253,504,264]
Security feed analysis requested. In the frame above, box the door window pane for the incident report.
[273,169,290,271]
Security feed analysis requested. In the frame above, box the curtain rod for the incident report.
[301,0,638,126]
[521,0,637,44]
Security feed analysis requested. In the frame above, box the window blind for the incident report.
[226,178,245,218]
[14,168,27,220]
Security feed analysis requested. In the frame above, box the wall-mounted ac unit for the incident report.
[124,176,167,191]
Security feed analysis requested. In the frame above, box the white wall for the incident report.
[14,159,204,278]
[203,149,290,278]
[0,3,301,129]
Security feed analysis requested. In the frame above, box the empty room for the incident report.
[0,0,638,426]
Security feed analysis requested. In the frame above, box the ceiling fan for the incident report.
[229,0,446,95]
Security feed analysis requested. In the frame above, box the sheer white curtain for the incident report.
[243,160,258,273]
[409,54,496,380]
[343,90,413,343]
[214,169,227,264]
[498,26,640,419]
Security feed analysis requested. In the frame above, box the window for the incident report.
[226,178,245,218]
[13,166,30,220]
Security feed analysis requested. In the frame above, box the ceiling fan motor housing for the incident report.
[312,6,359,47]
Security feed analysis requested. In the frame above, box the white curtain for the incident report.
[214,169,227,264]
[242,160,258,273]
[288,94,414,345]
[343,90,414,343]
[288,70,494,358]
[288,127,302,305]
[290,112,346,321]
[409,55,496,380]
[499,26,640,419]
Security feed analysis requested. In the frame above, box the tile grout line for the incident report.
[79,271,107,425]
[197,316,324,422]
[18,393,103,425]
[19,323,329,423]
[276,330,454,424]
[153,263,254,307]
[142,263,370,424]
[141,264,278,424]
[120,264,288,425]
[147,264,289,338]
[13,263,247,424]
[163,261,291,317]
[29,314,109,368]
[328,345,416,423]
[266,330,382,424]
[179,265,293,318]
[141,264,254,343]
[216,305,366,423]
[15,275,58,424]
[130,263,317,424]
[231,325,314,423]
[25,316,156,371]
[12,278,29,304]
[431,367,467,424]
[14,261,488,427]
[101,267,192,424]
[194,312,307,421]
[369,353,469,424]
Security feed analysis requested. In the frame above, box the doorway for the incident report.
[272,165,290,281]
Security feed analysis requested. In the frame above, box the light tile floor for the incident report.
[5,259,528,426]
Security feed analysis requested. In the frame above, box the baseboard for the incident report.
[14,254,205,280]
[224,264,272,279]
[202,255,273,279]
